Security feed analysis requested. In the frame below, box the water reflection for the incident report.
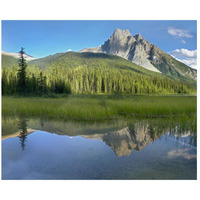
[18,118,28,150]
[167,148,196,160]
[2,115,197,156]
[2,116,197,180]
[81,125,160,157]
[40,118,45,128]
[80,123,196,157]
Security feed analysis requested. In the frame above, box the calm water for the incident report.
[2,116,197,180]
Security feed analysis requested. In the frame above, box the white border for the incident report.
[0,1,199,200]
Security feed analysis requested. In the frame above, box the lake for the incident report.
[2,116,197,180]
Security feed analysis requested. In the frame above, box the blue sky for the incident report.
[2,20,197,68]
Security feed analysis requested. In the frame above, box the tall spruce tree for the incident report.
[17,47,27,95]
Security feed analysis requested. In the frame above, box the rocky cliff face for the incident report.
[81,28,197,81]
[81,29,160,73]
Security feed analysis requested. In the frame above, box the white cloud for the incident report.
[168,27,193,38]
[169,48,197,69]
[170,48,197,59]
[67,49,72,52]
[177,58,197,69]
[181,39,186,44]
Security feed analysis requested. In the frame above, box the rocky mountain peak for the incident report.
[112,28,131,38]
[80,28,160,72]
[134,33,143,41]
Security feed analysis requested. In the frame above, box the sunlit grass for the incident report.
[2,95,196,121]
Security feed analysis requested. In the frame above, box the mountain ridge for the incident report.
[2,51,36,61]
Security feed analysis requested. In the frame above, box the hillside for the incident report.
[28,51,196,85]
[2,53,19,68]
[28,51,162,77]
[2,51,196,95]
[2,50,197,85]
[2,51,36,61]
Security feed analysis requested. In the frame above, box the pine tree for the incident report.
[17,47,27,95]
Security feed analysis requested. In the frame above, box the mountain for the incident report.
[80,28,197,82]
[2,51,36,68]
[2,51,36,61]
[28,51,162,76]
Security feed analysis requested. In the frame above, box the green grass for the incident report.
[2,95,196,121]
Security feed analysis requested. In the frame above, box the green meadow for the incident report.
[2,95,196,121]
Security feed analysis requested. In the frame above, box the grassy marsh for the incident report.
[2,95,196,121]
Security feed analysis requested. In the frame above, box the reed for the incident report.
[2,95,196,121]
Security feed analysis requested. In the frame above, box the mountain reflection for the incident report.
[81,124,196,157]
[2,116,196,155]
[104,125,159,156]
[81,123,165,157]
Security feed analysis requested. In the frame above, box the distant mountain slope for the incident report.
[2,51,36,61]
[28,52,65,68]
[2,54,19,68]
[2,51,36,68]
[29,51,196,85]
[1,52,64,69]
[80,28,197,82]
[2,51,163,78]
[28,51,162,77]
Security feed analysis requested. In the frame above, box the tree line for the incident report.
[1,48,196,96]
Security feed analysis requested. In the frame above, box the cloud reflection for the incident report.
[167,148,196,160]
